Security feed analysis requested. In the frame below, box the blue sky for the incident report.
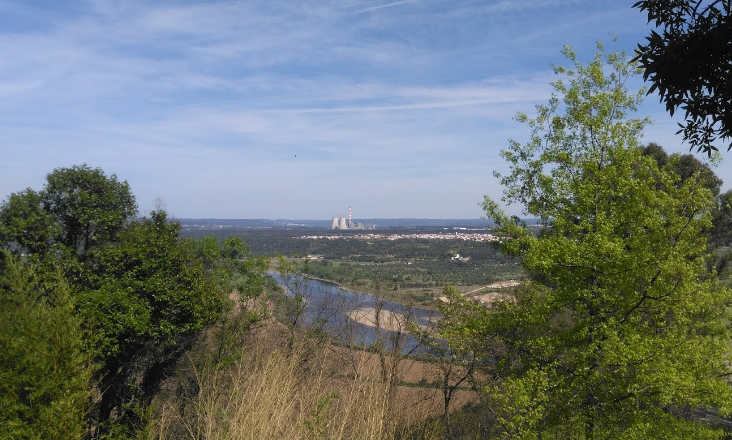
[1,0,728,219]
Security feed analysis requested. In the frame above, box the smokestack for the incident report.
[348,206,352,228]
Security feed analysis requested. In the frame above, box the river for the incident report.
[269,273,443,354]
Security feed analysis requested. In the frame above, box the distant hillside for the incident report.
[175,218,503,230]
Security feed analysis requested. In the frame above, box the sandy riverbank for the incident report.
[347,307,428,333]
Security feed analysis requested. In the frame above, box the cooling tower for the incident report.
[331,217,339,229]
[339,217,348,229]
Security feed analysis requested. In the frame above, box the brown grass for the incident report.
[144,321,476,440]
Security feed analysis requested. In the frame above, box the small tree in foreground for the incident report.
[465,42,732,438]
[0,167,269,438]
[0,251,92,440]
[81,210,233,436]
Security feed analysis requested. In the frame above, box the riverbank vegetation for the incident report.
[185,229,524,308]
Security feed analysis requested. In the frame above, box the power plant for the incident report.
[331,206,368,230]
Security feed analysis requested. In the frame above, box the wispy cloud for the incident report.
[0,0,725,218]
[356,0,419,14]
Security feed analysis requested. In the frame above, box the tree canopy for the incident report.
[0,164,137,260]
[0,188,59,256]
[633,0,732,155]
[464,43,732,438]
[712,189,732,247]
[43,164,137,258]
[640,142,732,251]
[79,210,233,434]
[0,165,266,438]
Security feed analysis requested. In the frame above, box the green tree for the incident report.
[0,167,266,438]
[80,210,228,436]
[712,189,732,248]
[471,43,732,438]
[633,0,732,155]
[640,142,670,167]
[0,188,59,255]
[0,164,137,261]
[191,235,266,299]
[711,190,732,281]
[0,251,92,440]
[640,144,731,252]
[672,154,723,195]
[416,285,483,440]
[42,164,137,259]
[191,235,270,367]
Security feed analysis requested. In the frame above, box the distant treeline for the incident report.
[181,227,524,307]
[176,217,514,230]
[182,227,505,260]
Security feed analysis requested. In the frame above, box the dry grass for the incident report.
[143,322,470,440]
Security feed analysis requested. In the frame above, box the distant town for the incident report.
[297,231,499,242]
[177,206,540,232]
[178,218,500,231]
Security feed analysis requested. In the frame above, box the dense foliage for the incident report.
[80,210,235,434]
[712,190,732,248]
[0,166,265,439]
[447,43,732,438]
[0,164,137,260]
[640,143,732,282]
[633,0,732,155]
[0,252,92,440]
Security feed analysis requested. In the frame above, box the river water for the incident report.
[269,273,443,354]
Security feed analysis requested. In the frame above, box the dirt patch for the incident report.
[485,280,521,289]
[474,292,515,306]
[347,307,426,333]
